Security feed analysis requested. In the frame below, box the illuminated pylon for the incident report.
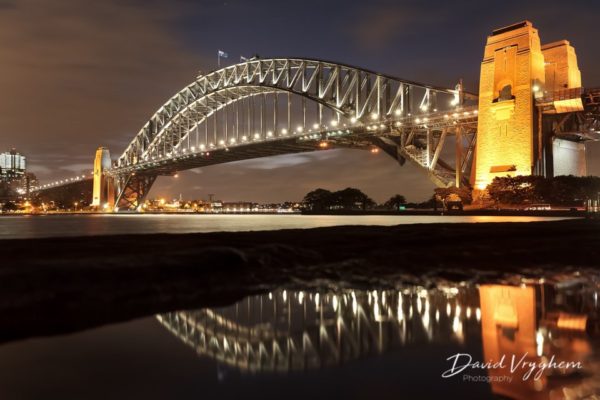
[91,147,115,210]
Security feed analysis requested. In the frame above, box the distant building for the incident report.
[0,149,35,201]
[222,202,255,212]
[22,172,39,196]
[0,149,26,183]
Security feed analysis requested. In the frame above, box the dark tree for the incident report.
[434,186,473,204]
[486,175,600,206]
[487,175,542,205]
[331,187,375,210]
[1,201,18,212]
[302,188,333,211]
[384,194,407,210]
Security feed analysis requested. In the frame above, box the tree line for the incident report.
[302,175,600,212]
[302,188,408,211]
[486,175,600,205]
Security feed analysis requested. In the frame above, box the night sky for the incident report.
[1,0,600,203]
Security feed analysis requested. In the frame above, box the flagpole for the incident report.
[218,50,228,68]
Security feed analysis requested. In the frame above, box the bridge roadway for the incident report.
[111,106,480,185]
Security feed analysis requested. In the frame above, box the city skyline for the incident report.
[2,0,600,202]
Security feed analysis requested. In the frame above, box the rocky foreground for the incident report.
[1,219,599,343]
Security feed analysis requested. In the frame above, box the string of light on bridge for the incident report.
[32,173,92,192]
[37,57,478,202]
[123,104,476,171]
[33,104,478,193]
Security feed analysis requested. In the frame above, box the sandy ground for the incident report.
[1,219,599,343]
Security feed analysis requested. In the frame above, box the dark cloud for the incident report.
[342,2,450,53]
[0,0,16,9]
[152,149,435,203]
[0,0,207,175]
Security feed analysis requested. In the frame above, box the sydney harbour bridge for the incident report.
[156,282,600,398]
[157,287,482,373]
[109,57,478,210]
[33,21,600,210]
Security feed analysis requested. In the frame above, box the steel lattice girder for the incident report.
[115,174,156,209]
[117,58,470,170]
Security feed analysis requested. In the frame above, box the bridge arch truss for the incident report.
[111,58,477,209]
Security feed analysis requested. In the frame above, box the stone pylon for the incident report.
[473,21,586,192]
[91,147,115,210]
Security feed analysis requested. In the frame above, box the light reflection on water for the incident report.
[159,279,600,399]
[0,214,575,239]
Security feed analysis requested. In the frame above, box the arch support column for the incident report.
[114,173,157,211]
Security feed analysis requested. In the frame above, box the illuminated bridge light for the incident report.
[104,56,543,209]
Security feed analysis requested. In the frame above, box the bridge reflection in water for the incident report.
[157,279,600,399]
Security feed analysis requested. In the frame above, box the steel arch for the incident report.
[156,287,481,373]
[117,58,460,169]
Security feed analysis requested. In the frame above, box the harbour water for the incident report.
[0,277,598,399]
[0,214,574,239]
[1,214,595,399]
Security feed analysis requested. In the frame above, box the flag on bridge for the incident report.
[217,50,229,67]
[240,55,249,62]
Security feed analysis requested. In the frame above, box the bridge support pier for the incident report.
[91,147,115,210]
[114,173,157,211]
[473,21,587,193]
[455,127,462,188]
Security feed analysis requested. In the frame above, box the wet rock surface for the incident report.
[1,219,599,343]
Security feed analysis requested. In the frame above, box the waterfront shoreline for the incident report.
[0,209,591,217]
[1,219,599,343]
